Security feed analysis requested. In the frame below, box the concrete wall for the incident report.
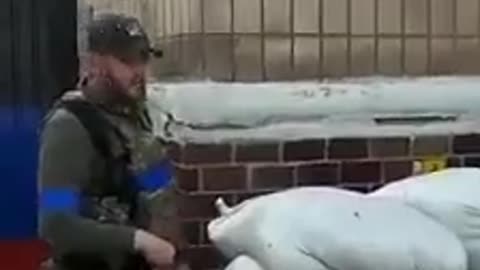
[82,0,480,80]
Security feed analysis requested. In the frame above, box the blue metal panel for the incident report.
[0,0,77,239]
[0,0,172,240]
[0,107,43,239]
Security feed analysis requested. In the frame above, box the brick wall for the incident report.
[172,133,480,269]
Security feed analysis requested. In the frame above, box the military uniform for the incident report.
[37,14,183,270]
[38,89,172,269]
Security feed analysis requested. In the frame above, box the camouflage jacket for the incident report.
[37,90,180,270]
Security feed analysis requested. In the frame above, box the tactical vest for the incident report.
[50,98,151,270]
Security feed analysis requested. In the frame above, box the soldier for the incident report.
[37,13,180,270]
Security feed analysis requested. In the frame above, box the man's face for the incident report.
[104,55,148,102]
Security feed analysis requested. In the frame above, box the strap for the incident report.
[58,99,113,159]
[57,99,139,210]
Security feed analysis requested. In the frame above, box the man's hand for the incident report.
[134,229,176,268]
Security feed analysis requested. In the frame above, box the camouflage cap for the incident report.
[87,13,162,63]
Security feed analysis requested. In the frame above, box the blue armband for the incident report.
[39,188,80,214]
[136,161,172,192]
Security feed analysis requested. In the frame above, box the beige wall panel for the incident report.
[324,0,347,34]
[234,0,261,33]
[294,37,319,79]
[205,0,231,33]
[205,36,233,80]
[234,36,263,81]
[351,0,374,35]
[405,0,427,34]
[431,38,455,74]
[180,36,204,76]
[456,38,480,73]
[265,0,290,33]
[323,38,348,77]
[265,37,292,80]
[181,0,190,33]
[457,0,479,35]
[378,38,402,75]
[432,0,454,35]
[294,0,319,33]
[405,38,428,75]
[351,38,375,76]
[378,0,401,34]
[189,0,203,33]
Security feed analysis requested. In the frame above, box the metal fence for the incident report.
[83,0,480,81]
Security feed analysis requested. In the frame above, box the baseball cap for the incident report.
[87,13,162,64]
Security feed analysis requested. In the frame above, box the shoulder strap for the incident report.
[57,99,112,159]
[58,99,138,208]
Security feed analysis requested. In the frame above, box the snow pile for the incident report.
[146,76,480,143]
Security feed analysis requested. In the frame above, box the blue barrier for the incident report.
[0,107,173,239]
[0,107,43,239]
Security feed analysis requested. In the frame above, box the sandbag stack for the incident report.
[208,185,468,270]
[370,168,480,270]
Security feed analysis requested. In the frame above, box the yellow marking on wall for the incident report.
[413,156,447,175]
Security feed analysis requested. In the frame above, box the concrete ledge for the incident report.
[146,76,480,143]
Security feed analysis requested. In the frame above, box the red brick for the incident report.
[453,134,480,154]
[370,137,410,157]
[413,136,449,156]
[182,246,225,269]
[235,143,279,162]
[181,143,232,164]
[341,161,381,183]
[200,221,210,245]
[296,163,339,186]
[202,166,247,191]
[383,161,413,182]
[251,166,294,189]
[464,156,480,168]
[175,167,199,191]
[448,156,463,167]
[177,194,235,219]
[182,221,201,245]
[328,138,368,159]
[283,139,325,161]
[168,142,182,162]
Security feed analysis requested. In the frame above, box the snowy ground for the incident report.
[146,76,480,143]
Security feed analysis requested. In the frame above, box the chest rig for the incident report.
[56,97,142,224]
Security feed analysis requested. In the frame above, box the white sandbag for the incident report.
[224,255,264,270]
[208,187,466,270]
[370,167,480,270]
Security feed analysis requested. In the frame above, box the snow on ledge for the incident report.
[145,76,480,143]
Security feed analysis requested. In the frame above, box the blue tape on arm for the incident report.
[39,188,80,214]
[136,161,172,192]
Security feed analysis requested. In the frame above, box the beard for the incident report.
[105,74,146,105]
[125,80,146,101]
[83,75,145,110]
